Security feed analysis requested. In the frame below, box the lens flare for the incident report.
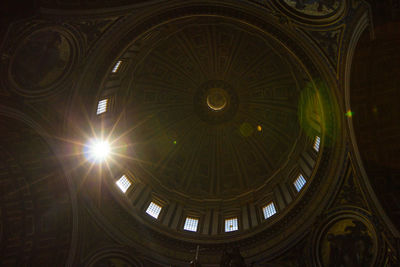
[239,122,254,137]
[84,139,111,162]
[345,110,354,118]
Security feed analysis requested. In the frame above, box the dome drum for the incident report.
[75,0,344,260]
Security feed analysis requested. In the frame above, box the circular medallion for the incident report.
[272,0,346,24]
[11,31,70,88]
[283,0,341,16]
[313,210,380,267]
[7,27,79,98]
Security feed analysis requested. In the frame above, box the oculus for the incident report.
[206,87,229,111]
[194,80,239,124]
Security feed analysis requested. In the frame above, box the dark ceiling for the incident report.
[0,117,72,266]
[0,0,399,265]
[351,18,400,228]
[123,17,305,200]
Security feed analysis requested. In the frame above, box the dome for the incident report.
[80,2,337,250]
[123,17,305,201]
[3,0,397,266]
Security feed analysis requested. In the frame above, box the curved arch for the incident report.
[343,11,400,237]
[0,105,79,266]
[84,247,144,267]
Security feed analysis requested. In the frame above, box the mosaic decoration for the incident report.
[283,0,340,16]
[320,219,375,266]
[10,30,71,90]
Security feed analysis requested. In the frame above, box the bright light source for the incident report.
[313,136,321,152]
[112,60,122,73]
[294,174,306,192]
[184,217,199,232]
[97,99,108,115]
[85,139,111,162]
[146,202,162,219]
[225,217,238,232]
[262,202,277,219]
[116,175,131,193]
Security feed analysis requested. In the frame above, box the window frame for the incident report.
[111,60,123,73]
[183,216,200,233]
[293,173,307,193]
[313,136,321,152]
[96,98,109,115]
[262,201,277,220]
[224,217,239,233]
[96,95,115,116]
[115,174,132,194]
[145,201,163,220]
